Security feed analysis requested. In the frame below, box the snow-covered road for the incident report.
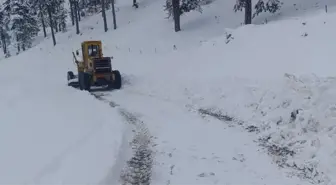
[89,80,305,185]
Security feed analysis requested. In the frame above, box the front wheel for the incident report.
[79,72,91,91]
[113,70,122,89]
[78,72,84,90]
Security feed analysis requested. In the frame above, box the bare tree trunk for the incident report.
[245,0,252,24]
[16,34,20,53]
[111,0,117,29]
[2,40,7,55]
[77,1,81,22]
[74,0,80,34]
[133,0,138,8]
[2,42,6,54]
[55,20,58,32]
[82,0,85,9]
[39,4,47,37]
[1,29,7,55]
[172,0,180,32]
[70,0,75,25]
[102,0,108,32]
[47,5,56,45]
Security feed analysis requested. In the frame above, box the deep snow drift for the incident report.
[1,0,336,184]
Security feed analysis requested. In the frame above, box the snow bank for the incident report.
[179,11,336,184]
[0,45,124,184]
[113,10,336,107]
[110,10,336,184]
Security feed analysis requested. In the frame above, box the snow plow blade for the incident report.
[67,73,117,92]
[68,78,80,88]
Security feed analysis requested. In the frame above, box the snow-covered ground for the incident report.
[1,0,336,184]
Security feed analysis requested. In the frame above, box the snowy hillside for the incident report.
[1,0,336,184]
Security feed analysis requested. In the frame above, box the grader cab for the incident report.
[67,40,122,91]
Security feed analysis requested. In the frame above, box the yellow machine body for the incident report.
[68,40,121,91]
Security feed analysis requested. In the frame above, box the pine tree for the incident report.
[29,0,48,37]
[87,0,99,14]
[39,2,47,37]
[58,6,67,32]
[164,0,202,19]
[253,0,282,18]
[72,0,80,34]
[234,0,282,24]
[164,0,202,32]
[234,0,252,24]
[10,0,40,51]
[52,0,67,32]
[104,0,111,10]
[0,6,11,57]
[2,0,11,18]
[44,0,56,45]
[70,0,75,25]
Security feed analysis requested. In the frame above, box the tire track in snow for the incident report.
[118,109,154,185]
[106,87,318,183]
[196,103,326,184]
[91,92,154,185]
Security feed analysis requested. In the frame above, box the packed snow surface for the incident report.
[1,0,336,184]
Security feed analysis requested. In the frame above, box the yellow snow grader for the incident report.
[67,40,122,91]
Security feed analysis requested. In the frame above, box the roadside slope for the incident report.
[98,9,336,184]
[0,48,125,184]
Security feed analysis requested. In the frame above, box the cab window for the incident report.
[88,44,99,57]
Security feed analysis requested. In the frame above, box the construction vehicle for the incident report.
[67,40,122,91]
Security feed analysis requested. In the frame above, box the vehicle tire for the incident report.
[78,72,84,90]
[84,73,91,91]
[113,70,122,89]
[67,71,75,81]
